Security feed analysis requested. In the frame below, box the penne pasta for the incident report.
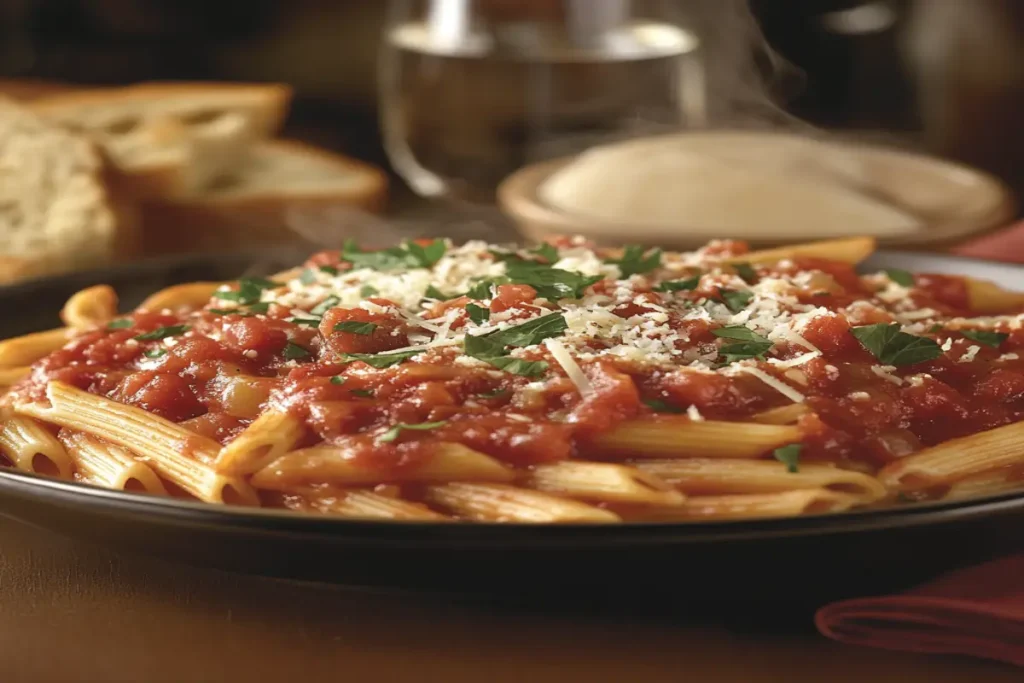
[878,420,1024,492]
[627,489,862,521]
[17,382,257,505]
[752,403,810,425]
[633,458,888,502]
[60,284,118,329]
[727,237,876,266]
[59,430,166,494]
[964,277,1024,314]
[591,418,802,459]
[251,442,515,490]
[0,413,74,478]
[138,282,223,312]
[284,489,447,521]
[424,482,621,523]
[524,461,684,506]
[940,467,1024,501]
[0,328,76,368]
[0,366,30,388]
[214,411,305,476]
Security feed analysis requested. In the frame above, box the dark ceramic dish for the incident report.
[0,249,1020,614]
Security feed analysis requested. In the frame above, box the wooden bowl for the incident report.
[498,133,1017,250]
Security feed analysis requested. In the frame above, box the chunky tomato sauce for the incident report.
[9,237,1024,485]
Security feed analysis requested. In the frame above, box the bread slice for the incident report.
[140,139,387,254]
[0,97,136,284]
[31,82,291,198]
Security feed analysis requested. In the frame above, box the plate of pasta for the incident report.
[0,236,1020,602]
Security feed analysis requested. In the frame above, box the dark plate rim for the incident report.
[0,248,1022,545]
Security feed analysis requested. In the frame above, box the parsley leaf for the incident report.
[208,308,237,315]
[884,269,915,287]
[773,444,802,473]
[360,285,379,297]
[480,356,549,377]
[329,376,346,385]
[134,325,190,341]
[642,398,682,414]
[405,240,447,268]
[107,319,133,330]
[718,288,754,313]
[606,245,662,278]
[465,313,567,355]
[310,295,340,317]
[712,326,771,343]
[851,323,942,366]
[718,341,774,364]
[532,243,559,263]
[339,349,420,369]
[351,388,374,398]
[477,388,508,399]
[290,317,321,328]
[466,303,490,324]
[333,321,378,335]
[283,342,310,360]
[143,348,166,359]
[247,302,271,314]
[215,277,279,305]
[929,324,944,333]
[319,265,339,276]
[378,420,447,444]
[655,275,701,293]
[425,285,458,301]
[466,277,510,300]
[960,329,1008,348]
[299,269,318,285]
[504,260,602,301]
[342,239,446,271]
[733,262,759,284]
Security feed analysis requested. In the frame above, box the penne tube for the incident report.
[525,461,684,506]
[752,403,810,425]
[0,328,76,368]
[251,442,515,490]
[17,381,258,505]
[0,366,30,388]
[634,458,887,502]
[424,482,621,523]
[215,411,305,476]
[591,418,802,459]
[727,237,876,266]
[60,284,119,329]
[214,374,277,418]
[964,278,1024,314]
[284,489,447,521]
[59,430,166,494]
[0,413,74,478]
[626,488,862,521]
[138,282,222,312]
[878,420,1024,492]
[940,467,1024,501]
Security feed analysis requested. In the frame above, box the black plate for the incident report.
[0,249,1022,615]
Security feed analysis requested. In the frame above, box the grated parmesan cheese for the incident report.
[739,366,805,403]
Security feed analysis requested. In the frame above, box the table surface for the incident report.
[0,521,1017,683]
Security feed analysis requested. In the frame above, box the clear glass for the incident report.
[379,0,706,205]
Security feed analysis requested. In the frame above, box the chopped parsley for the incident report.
[929,324,944,333]
[134,325,190,341]
[477,388,509,399]
[360,285,379,297]
[378,420,447,443]
[503,260,601,301]
[329,376,345,385]
[960,329,1008,348]
[208,308,237,315]
[713,325,774,364]
[733,262,759,284]
[718,288,754,313]
[642,398,682,414]
[333,321,378,335]
[466,277,510,300]
[247,302,271,314]
[466,303,490,324]
[606,245,662,278]
[712,326,770,343]
[289,317,321,328]
[215,277,279,306]
[655,275,701,293]
[463,313,566,377]
[532,243,559,263]
[143,348,167,359]
[350,388,374,398]
[339,349,420,369]
[107,319,133,330]
[299,269,318,285]
[851,323,942,366]
[425,285,458,301]
[283,342,310,360]
[310,295,340,317]
[341,239,446,271]
[883,269,914,287]
[773,444,802,473]
[319,265,339,276]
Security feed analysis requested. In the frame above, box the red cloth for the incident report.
[816,555,1024,666]
[953,222,1024,263]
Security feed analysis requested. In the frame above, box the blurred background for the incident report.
[1,0,1021,202]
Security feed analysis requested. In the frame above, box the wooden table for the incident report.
[0,520,1015,683]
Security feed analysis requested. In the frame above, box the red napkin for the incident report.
[816,555,1024,666]
[953,222,1024,263]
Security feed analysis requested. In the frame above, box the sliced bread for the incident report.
[141,139,387,254]
[0,97,135,284]
[31,82,291,198]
